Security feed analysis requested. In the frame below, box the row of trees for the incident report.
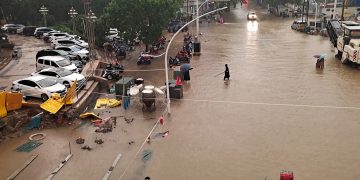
[101,0,182,50]
[1,0,182,48]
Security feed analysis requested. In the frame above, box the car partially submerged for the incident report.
[247,11,257,20]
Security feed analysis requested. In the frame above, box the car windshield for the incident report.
[57,50,69,56]
[72,46,82,51]
[56,59,72,67]
[57,69,73,77]
[36,78,57,87]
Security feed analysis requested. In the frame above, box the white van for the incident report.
[36,56,78,72]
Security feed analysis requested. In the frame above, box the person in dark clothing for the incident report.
[224,64,230,80]
[316,58,324,69]
[184,70,190,81]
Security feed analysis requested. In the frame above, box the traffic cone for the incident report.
[176,76,182,86]
[159,115,164,125]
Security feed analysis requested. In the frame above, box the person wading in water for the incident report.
[224,64,230,80]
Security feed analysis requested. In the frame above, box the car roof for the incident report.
[22,75,47,81]
[39,49,69,54]
[343,25,360,30]
[38,56,66,61]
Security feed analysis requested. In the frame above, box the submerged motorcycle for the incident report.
[137,53,153,65]
[102,63,124,80]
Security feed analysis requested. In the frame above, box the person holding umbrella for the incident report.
[314,54,326,69]
[180,63,193,81]
[224,64,230,80]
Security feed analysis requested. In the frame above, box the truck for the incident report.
[336,25,360,64]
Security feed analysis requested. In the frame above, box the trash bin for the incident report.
[193,42,201,55]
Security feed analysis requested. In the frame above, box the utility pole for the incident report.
[187,0,189,21]
[333,0,338,19]
[341,0,346,20]
[306,0,309,26]
[302,0,305,22]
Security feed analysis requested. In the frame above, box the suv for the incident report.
[247,11,257,20]
[22,26,37,36]
[4,24,24,34]
[36,56,78,72]
[291,20,307,31]
[34,27,55,38]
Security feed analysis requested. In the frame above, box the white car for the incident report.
[51,39,88,49]
[47,33,70,43]
[36,56,78,72]
[247,11,257,20]
[11,76,67,101]
[31,68,86,88]
[105,28,119,42]
[54,45,89,60]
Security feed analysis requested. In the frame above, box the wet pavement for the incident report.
[2,2,360,180]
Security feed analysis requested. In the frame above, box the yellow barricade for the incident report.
[6,92,22,111]
[0,92,7,118]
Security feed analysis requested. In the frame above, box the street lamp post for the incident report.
[86,9,97,60]
[164,6,227,114]
[68,6,78,33]
[313,2,317,30]
[195,0,211,56]
[39,5,48,27]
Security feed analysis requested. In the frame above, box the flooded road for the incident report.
[2,3,360,180]
[127,5,360,180]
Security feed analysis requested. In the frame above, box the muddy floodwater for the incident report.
[2,3,360,180]
[131,6,360,180]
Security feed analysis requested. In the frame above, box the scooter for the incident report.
[102,64,124,80]
[169,56,180,66]
[137,54,153,65]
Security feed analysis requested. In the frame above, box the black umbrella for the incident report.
[180,63,192,72]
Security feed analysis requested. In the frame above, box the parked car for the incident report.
[247,11,257,20]
[31,68,86,88]
[291,20,307,32]
[1,24,15,31]
[47,33,70,43]
[36,49,79,61]
[54,45,89,60]
[17,26,25,34]
[42,31,61,42]
[36,56,78,72]
[42,31,61,43]
[105,28,119,42]
[10,75,67,101]
[34,27,55,38]
[22,26,37,36]
[51,39,88,49]
[72,60,84,73]
[4,24,24,34]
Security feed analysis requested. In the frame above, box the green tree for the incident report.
[101,0,182,51]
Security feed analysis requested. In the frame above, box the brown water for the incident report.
[123,5,360,180]
[2,3,360,180]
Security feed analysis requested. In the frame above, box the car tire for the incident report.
[64,81,71,88]
[41,94,49,101]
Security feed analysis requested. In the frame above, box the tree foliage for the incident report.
[101,0,182,48]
